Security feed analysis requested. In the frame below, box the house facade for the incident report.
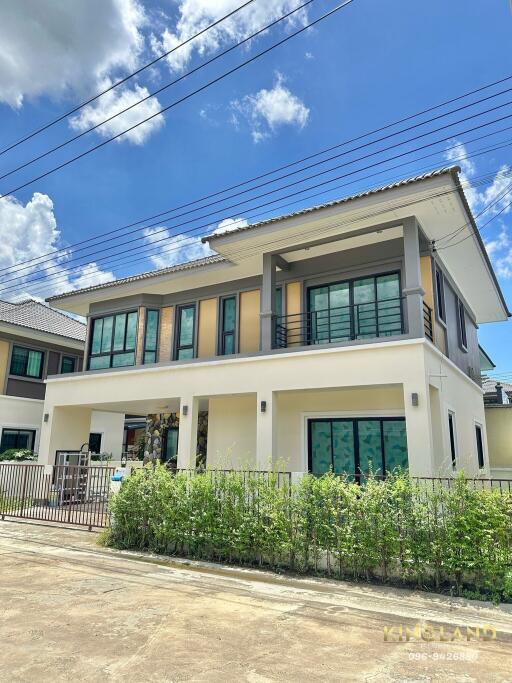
[0,299,124,457]
[483,377,512,478]
[38,167,509,476]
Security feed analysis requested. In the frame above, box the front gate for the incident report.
[0,463,115,529]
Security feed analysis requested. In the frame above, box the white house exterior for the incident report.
[0,299,124,458]
[38,167,509,477]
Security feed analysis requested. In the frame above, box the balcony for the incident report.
[274,297,404,348]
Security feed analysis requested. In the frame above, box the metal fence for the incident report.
[0,464,115,529]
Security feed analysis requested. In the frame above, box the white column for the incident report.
[177,396,199,470]
[38,406,92,465]
[403,383,435,477]
[256,391,277,470]
[403,217,425,338]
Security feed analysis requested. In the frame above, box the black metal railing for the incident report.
[423,301,434,341]
[274,297,404,348]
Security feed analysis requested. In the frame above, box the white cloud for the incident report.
[231,73,309,143]
[0,193,114,301]
[143,227,211,269]
[69,80,164,145]
[150,0,309,74]
[213,217,248,234]
[485,227,509,258]
[0,0,146,108]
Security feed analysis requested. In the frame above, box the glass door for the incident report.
[308,282,351,344]
[162,427,179,470]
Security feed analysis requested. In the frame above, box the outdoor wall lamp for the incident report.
[260,400,267,413]
[411,392,419,407]
[43,413,49,423]
[182,405,188,416]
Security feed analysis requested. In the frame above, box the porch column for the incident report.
[261,253,277,352]
[256,391,277,470]
[38,406,92,466]
[177,396,199,470]
[403,382,435,476]
[402,217,425,338]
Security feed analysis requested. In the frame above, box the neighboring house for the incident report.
[0,299,124,458]
[38,166,509,477]
[483,376,512,478]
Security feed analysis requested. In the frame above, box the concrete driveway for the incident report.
[0,521,511,682]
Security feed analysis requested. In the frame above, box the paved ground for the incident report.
[0,521,512,682]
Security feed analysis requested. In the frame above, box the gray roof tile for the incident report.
[0,298,85,341]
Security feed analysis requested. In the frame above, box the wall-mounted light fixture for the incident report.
[182,405,189,416]
[260,400,267,413]
[43,413,49,423]
[411,393,419,407]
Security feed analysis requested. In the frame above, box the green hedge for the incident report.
[104,465,512,601]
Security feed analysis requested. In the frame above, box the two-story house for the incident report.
[0,299,124,457]
[38,167,509,476]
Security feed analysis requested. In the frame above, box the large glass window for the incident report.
[175,304,196,360]
[307,272,402,344]
[308,417,408,477]
[0,428,36,453]
[220,296,236,355]
[61,356,76,374]
[89,311,137,369]
[143,309,160,364]
[10,346,44,379]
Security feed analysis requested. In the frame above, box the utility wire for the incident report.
[0,0,259,157]
[4,96,512,286]
[4,71,512,276]
[0,0,355,201]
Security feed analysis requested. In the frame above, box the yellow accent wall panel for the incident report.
[0,339,9,394]
[286,282,302,346]
[239,290,260,353]
[420,256,434,309]
[135,307,146,365]
[158,306,174,362]
[198,298,218,358]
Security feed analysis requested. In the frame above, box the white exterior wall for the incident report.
[207,395,257,468]
[89,411,125,459]
[0,395,44,453]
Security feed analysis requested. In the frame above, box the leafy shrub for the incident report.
[0,449,37,462]
[104,466,512,601]
[90,452,112,462]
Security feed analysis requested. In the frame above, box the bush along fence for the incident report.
[104,466,512,602]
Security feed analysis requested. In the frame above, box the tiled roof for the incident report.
[202,166,459,242]
[47,166,458,302]
[0,298,86,341]
[47,254,226,302]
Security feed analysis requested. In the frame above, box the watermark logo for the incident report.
[383,623,497,643]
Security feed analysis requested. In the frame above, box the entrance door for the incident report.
[308,417,408,477]
[162,427,179,469]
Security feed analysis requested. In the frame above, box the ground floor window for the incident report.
[308,417,408,476]
[88,432,102,454]
[0,428,36,453]
[161,427,179,469]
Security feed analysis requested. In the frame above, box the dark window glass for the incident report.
[0,429,35,453]
[448,412,457,468]
[435,268,446,322]
[475,424,485,469]
[457,299,467,350]
[10,346,44,379]
[308,272,402,344]
[143,309,159,364]
[162,428,179,468]
[89,311,138,369]
[176,305,196,360]
[220,296,236,355]
[61,356,76,374]
[275,287,283,318]
[308,417,408,478]
[88,433,102,454]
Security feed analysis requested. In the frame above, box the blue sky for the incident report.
[0,0,511,369]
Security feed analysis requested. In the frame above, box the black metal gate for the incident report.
[0,463,115,529]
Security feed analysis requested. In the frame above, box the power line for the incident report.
[0,0,258,157]
[0,0,355,201]
[4,96,512,288]
[4,72,512,277]
[0,0,318,182]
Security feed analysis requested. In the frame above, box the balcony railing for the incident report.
[274,297,404,348]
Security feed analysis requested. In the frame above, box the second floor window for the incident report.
[143,309,160,364]
[220,296,236,355]
[175,304,196,360]
[89,311,138,369]
[10,345,44,379]
[457,298,467,350]
[61,356,76,374]
[435,267,446,322]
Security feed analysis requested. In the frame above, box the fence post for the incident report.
[19,465,29,518]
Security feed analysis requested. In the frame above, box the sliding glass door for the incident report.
[307,272,402,345]
[308,417,408,476]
